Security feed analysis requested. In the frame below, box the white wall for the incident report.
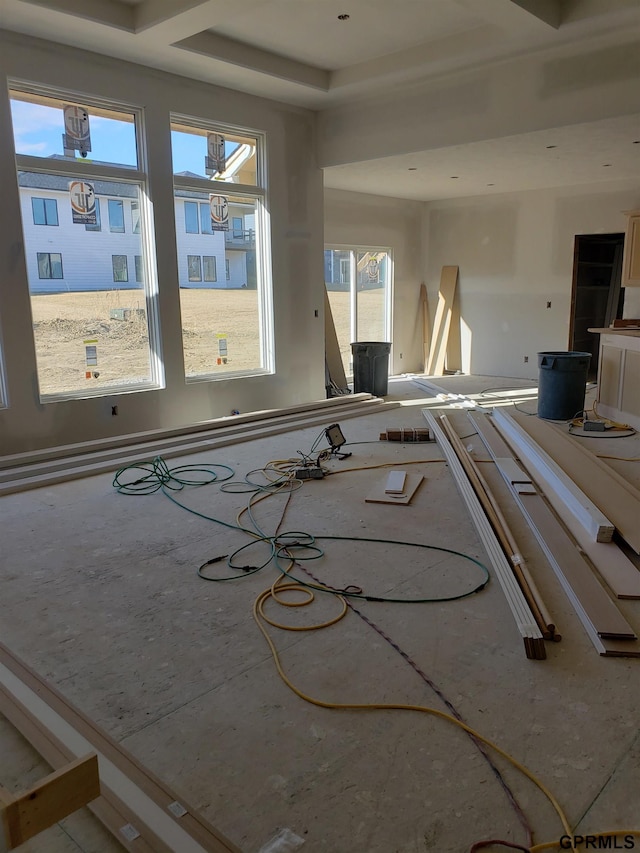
[423,180,640,379]
[324,188,423,374]
[0,30,325,456]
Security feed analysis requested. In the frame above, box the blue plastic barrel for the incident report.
[537,351,591,420]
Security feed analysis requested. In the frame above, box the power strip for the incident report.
[295,467,324,480]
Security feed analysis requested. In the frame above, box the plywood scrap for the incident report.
[471,412,639,656]
[420,283,430,373]
[423,409,545,659]
[1,755,100,850]
[501,409,640,555]
[426,266,458,376]
[324,288,348,394]
[365,473,423,505]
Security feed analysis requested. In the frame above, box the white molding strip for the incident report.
[0,398,396,496]
[470,413,639,655]
[492,409,614,543]
[422,409,545,659]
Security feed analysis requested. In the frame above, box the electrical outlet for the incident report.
[111,405,118,416]
[524,356,528,363]
[546,301,551,309]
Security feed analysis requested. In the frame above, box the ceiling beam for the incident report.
[133,0,267,41]
[174,31,330,91]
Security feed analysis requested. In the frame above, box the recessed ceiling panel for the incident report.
[209,0,484,70]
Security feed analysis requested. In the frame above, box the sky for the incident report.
[9,99,236,175]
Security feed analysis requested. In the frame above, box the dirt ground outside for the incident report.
[28,288,385,397]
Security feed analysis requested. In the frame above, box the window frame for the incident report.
[171,114,272,382]
[10,82,163,402]
[85,197,101,232]
[32,197,59,226]
[112,254,129,283]
[108,198,125,233]
[203,255,217,282]
[37,252,64,280]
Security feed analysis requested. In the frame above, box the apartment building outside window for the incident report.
[171,116,271,378]
[10,85,162,400]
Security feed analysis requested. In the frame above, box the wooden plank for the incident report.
[505,409,640,554]
[420,283,430,373]
[439,414,556,641]
[1,755,100,849]
[0,644,241,853]
[0,400,397,497]
[366,473,423,505]
[492,409,614,543]
[489,411,640,599]
[324,288,348,392]
[471,413,639,649]
[423,409,545,659]
[426,266,458,376]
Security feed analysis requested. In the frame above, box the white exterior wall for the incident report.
[0,30,325,456]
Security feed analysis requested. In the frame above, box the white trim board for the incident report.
[492,409,614,543]
[422,409,545,659]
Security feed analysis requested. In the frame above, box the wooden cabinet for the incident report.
[589,329,640,430]
[622,210,640,286]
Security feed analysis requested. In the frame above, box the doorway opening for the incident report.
[569,233,625,380]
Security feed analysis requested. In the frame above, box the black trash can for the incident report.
[537,351,591,420]
[351,341,391,396]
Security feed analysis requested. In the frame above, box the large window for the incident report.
[10,87,162,400]
[171,116,271,378]
[324,247,392,376]
[32,197,59,226]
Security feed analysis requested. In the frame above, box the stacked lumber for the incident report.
[423,409,546,659]
[492,408,640,600]
[500,409,640,555]
[0,394,396,496]
[470,412,639,658]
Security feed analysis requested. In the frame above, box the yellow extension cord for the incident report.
[232,459,639,852]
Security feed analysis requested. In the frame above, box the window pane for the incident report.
[37,252,52,278]
[135,255,143,283]
[131,201,140,234]
[199,202,212,235]
[45,198,59,226]
[324,249,352,376]
[108,199,124,232]
[176,192,263,377]
[112,255,128,282]
[10,90,139,168]
[85,198,101,232]
[184,201,199,234]
[187,255,202,282]
[356,251,388,342]
[32,197,45,225]
[203,256,216,282]
[19,171,155,397]
[171,122,258,185]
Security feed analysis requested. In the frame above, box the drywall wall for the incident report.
[318,26,640,168]
[423,180,640,378]
[0,30,325,457]
[324,188,423,374]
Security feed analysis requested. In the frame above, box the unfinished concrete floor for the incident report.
[1,375,639,852]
